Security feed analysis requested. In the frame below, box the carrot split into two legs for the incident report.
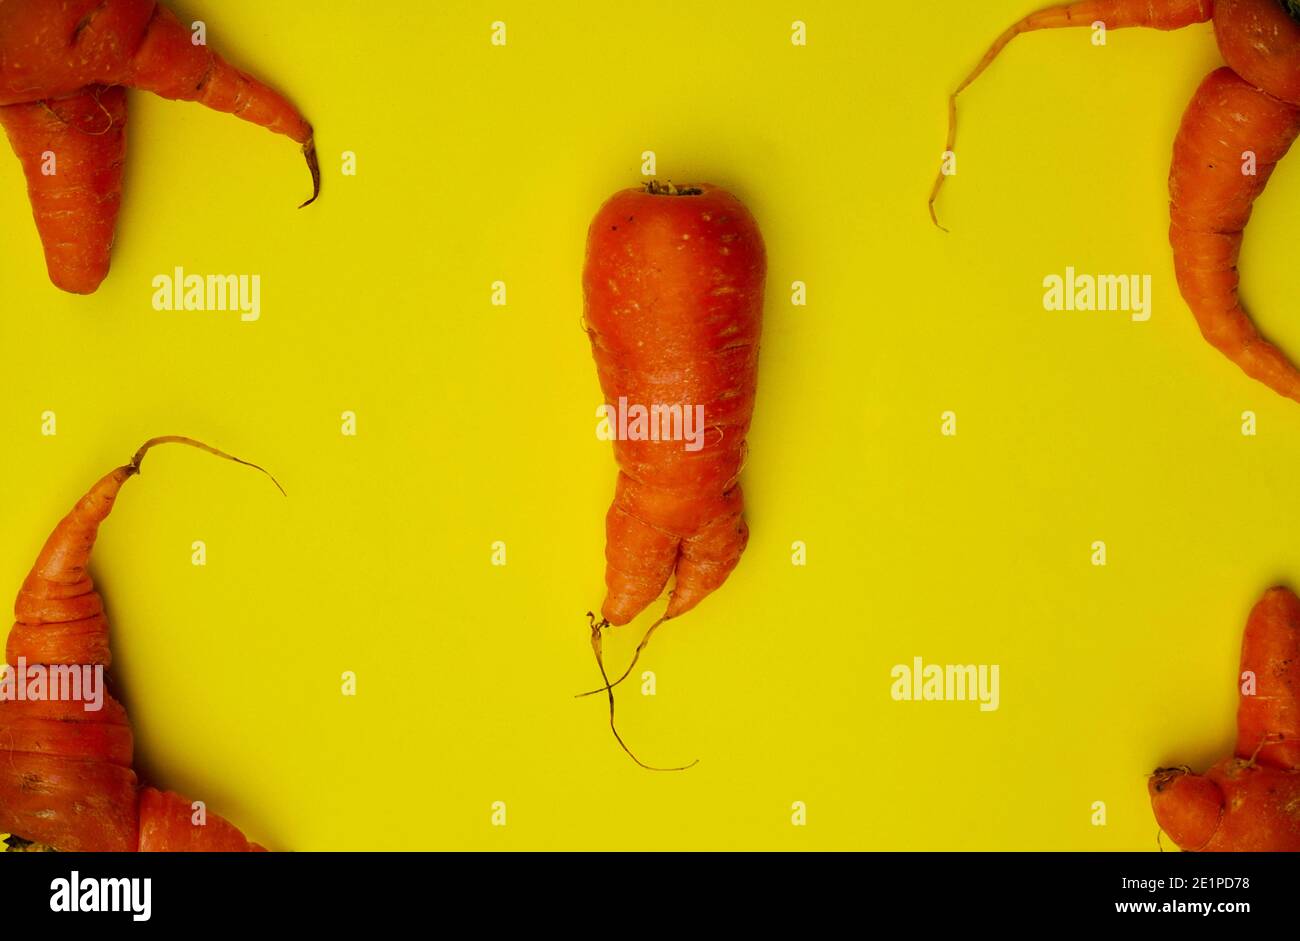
[579,181,766,769]
[931,0,1300,405]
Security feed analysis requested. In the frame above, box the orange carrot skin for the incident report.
[583,184,765,626]
[944,0,1211,107]
[0,695,133,765]
[1168,68,1300,402]
[7,464,135,667]
[1237,586,1300,769]
[0,752,139,852]
[0,0,312,144]
[137,788,264,852]
[1215,0,1300,105]
[0,441,274,851]
[0,462,140,850]
[0,694,137,852]
[1151,586,1300,850]
[1007,0,1211,31]
[0,85,126,294]
[0,2,316,293]
[0,697,135,839]
[1151,762,1300,851]
[1148,768,1224,850]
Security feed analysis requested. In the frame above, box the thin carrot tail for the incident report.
[1235,587,1300,770]
[0,86,127,294]
[576,613,670,697]
[123,3,318,205]
[587,615,698,772]
[930,0,1212,228]
[137,788,264,851]
[1169,68,1300,402]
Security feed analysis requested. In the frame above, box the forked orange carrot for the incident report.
[579,181,765,769]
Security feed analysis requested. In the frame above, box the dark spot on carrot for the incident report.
[70,0,109,44]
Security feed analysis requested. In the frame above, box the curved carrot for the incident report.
[0,0,317,294]
[0,437,278,852]
[0,86,127,294]
[1169,68,1300,402]
[929,0,1212,228]
[932,0,1300,404]
[0,1,316,171]
[1150,586,1300,851]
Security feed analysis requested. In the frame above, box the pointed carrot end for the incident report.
[298,138,320,208]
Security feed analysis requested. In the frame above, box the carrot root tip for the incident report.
[299,138,320,208]
[128,436,285,495]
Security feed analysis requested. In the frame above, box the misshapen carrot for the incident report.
[580,180,765,768]
[932,0,1300,404]
[1149,587,1300,851]
[0,0,317,294]
[584,182,764,627]
[0,437,278,852]
[0,0,315,157]
[1169,68,1300,403]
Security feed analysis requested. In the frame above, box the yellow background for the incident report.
[2,0,1298,850]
